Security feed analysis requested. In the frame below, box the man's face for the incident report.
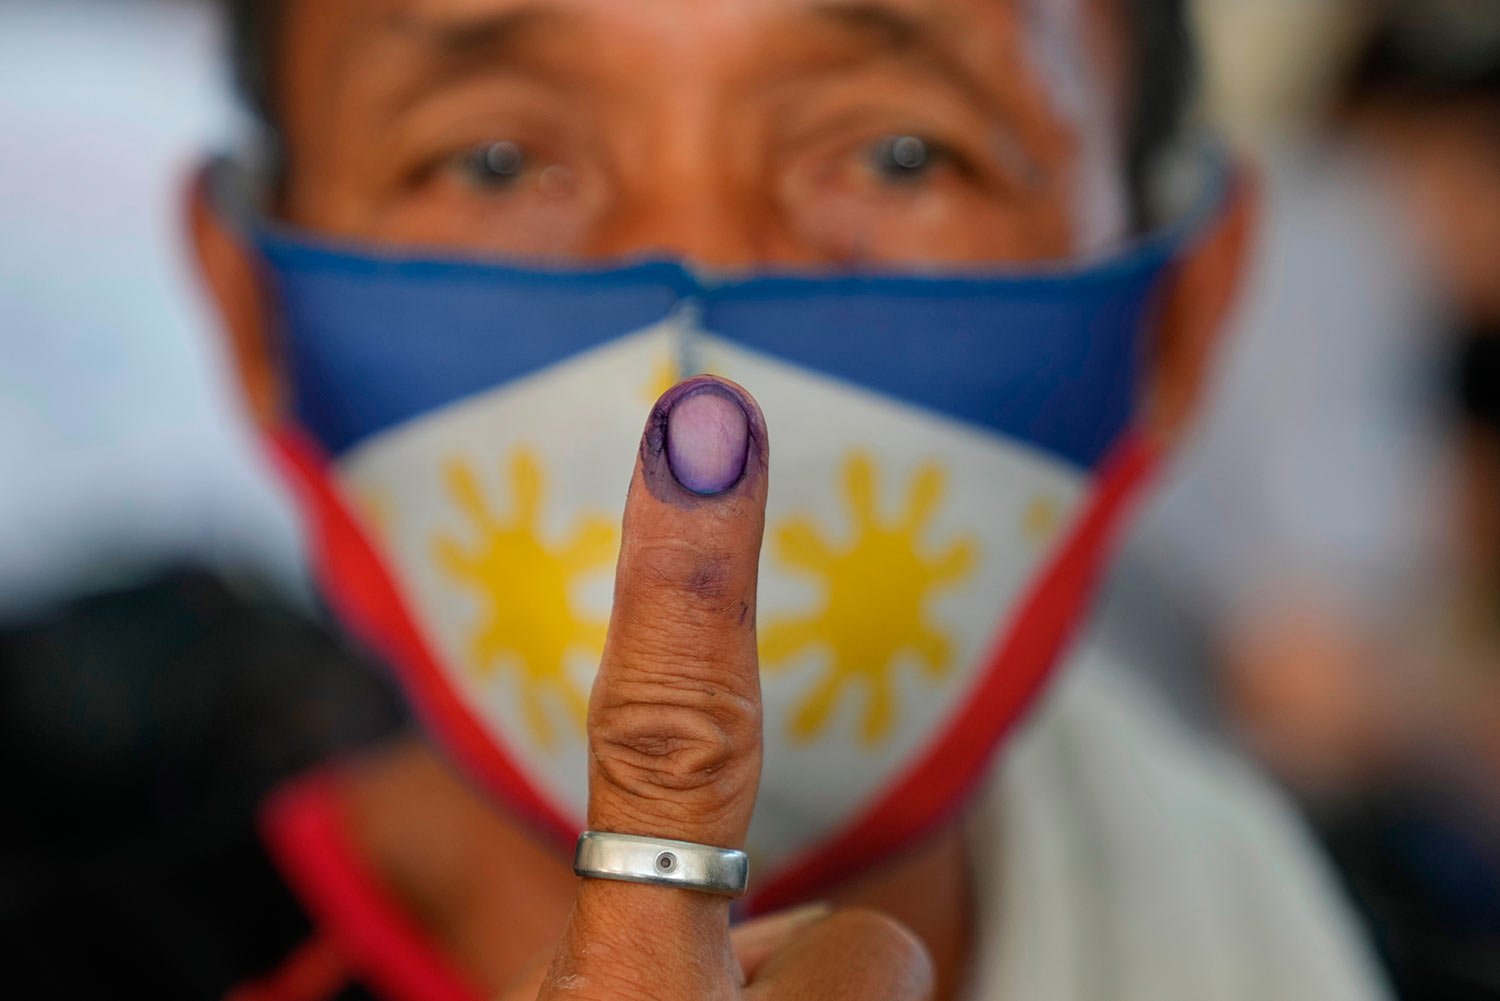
[201,1,1239,912]
[269,0,1130,266]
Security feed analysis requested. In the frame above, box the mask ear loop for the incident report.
[194,153,304,427]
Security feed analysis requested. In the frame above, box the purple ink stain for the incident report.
[638,375,766,505]
[664,384,751,495]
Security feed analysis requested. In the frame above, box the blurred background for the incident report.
[0,0,302,616]
[2,0,1498,997]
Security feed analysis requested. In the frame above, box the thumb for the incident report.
[746,910,934,1001]
[539,376,769,1001]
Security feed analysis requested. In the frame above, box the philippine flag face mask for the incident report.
[229,155,1229,910]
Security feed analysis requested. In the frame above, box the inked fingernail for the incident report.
[665,383,751,495]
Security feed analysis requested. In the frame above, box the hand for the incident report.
[503,376,934,1001]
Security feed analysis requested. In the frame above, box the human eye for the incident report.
[864,134,958,186]
[446,139,533,192]
[794,119,985,201]
[349,79,609,253]
[379,123,602,254]
[776,103,1065,262]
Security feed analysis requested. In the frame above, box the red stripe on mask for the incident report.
[267,427,579,846]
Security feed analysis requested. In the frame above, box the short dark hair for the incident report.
[1123,0,1198,222]
[223,0,1196,225]
[224,0,277,142]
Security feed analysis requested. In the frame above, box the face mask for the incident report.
[231,156,1230,910]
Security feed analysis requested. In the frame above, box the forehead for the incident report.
[275,0,1117,99]
[287,0,1021,44]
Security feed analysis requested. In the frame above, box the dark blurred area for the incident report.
[3,0,1500,998]
[1,568,408,998]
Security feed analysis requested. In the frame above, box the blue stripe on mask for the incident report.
[251,160,1221,471]
[701,265,1163,470]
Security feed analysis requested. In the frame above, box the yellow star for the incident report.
[761,453,978,745]
[432,449,617,750]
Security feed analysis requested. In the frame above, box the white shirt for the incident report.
[965,646,1391,1000]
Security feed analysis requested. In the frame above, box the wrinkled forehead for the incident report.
[271,0,1126,128]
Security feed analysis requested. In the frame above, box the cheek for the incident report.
[780,185,1075,265]
[375,186,605,257]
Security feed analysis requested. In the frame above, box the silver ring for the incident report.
[574,831,749,898]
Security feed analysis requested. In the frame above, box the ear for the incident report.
[1144,168,1260,443]
[186,165,285,424]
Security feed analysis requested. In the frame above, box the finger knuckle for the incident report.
[590,692,758,799]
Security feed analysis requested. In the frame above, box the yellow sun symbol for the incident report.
[432,449,618,749]
[761,453,978,745]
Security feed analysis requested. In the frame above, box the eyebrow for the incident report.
[385,3,573,60]
[377,3,578,118]
[797,1,993,106]
[805,1,938,51]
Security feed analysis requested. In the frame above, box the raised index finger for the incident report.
[590,375,768,845]
[539,376,769,1001]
